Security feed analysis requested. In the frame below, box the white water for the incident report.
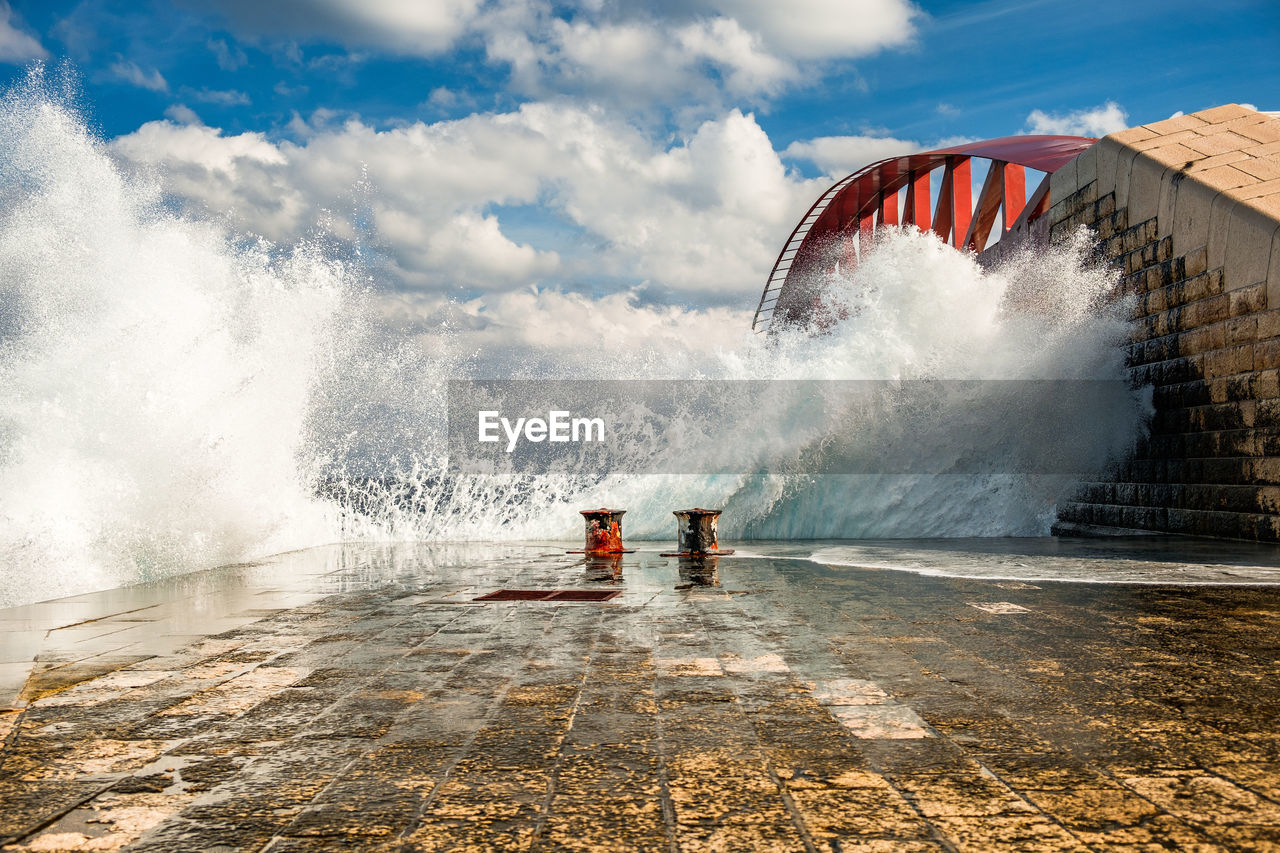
[0,73,1149,606]
[804,540,1280,585]
[0,72,344,604]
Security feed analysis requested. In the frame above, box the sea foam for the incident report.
[0,70,1148,606]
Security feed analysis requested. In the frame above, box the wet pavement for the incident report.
[3,538,1280,851]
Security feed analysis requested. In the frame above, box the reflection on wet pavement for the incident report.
[1,538,1280,850]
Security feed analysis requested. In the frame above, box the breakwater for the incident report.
[1049,105,1280,540]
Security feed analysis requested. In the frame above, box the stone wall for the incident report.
[1048,105,1280,541]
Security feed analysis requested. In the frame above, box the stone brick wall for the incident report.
[1047,105,1280,541]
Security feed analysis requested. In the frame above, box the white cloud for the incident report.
[485,16,796,105]
[479,1,915,105]
[1025,101,1129,137]
[708,0,918,59]
[784,134,923,176]
[109,59,168,92]
[201,0,918,108]
[112,121,284,172]
[109,104,825,298]
[528,19,686,98]
[204,0,484,56]
[207,37,248,71]
[426,86,457,108]
[163,104,203,126]
[674,17,796,97]
[274,81,308,98]
[0,2,46,63]
[383,288,752,373]
[205,0,920,63]
[385,210,560,288]
[184,87,251,106]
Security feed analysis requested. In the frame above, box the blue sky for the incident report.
[1,0,1277,335]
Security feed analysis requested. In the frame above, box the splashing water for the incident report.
[0,71,1148,606]
[0,70,345,603]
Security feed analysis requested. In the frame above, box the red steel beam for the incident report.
[949,157,972,249]
[932,135,1094,173]
[1003,163,1026,231]
[904,169,931,231]
[755,135,1096,332]
[932,161,954,243]
[879,189,898,227]
[965,160,1005,252]
[1004,173,1053,239]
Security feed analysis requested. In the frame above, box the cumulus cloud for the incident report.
[489,13,801,103]
[478,0,918,105]
[708,0,918,59]
[1025,101,1129,137]
[202,0,484,56]
[387,210,560,289]
[109,104,825,299]
[0,1,45,63]
[675,18,796,96]
[163,103,203,125]
[199,0,919,107]
[109,59,168,92]
[784,134,923,176]
[112,120,285,171]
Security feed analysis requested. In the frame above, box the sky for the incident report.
[0,0,1277,338]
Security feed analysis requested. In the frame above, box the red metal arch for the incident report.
[753,135,1098,333]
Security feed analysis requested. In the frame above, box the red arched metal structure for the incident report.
[753,135,1098,332]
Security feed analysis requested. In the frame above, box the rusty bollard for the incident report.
[568,508,634,554]
[660,508,735,557]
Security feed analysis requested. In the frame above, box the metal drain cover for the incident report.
[473,589,621,602]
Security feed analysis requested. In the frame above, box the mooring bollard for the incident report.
[660,508,734,557]
[568,508,634,554]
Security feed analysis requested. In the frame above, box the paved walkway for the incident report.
[3,540,1280,851]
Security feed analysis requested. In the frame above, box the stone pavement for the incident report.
[3,539,1280,851]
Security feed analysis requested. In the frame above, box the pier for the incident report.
[3,541,1280,851]
[5,107,1280,852]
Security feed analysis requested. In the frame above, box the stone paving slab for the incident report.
[2,539,1280,851]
